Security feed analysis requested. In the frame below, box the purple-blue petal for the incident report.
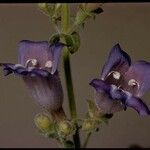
[124,60,150,97]
[50,42,65,74]
[90,79,124,114]
[30,68,49,77]
[124,93,150,116]
[3,68,13,76]
[90,78,150,116]
[0,63,16,76]
[22,71,63,111]
[90,78,111,93]
[101,44,131,80]
[18,40,52,67]
[0,63,50,77]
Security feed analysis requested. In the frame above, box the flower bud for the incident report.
[38,3,54,17]
[57,120,75,137]
[34,113,53,132]
[82,119,99,132]
[85,3,103,14]
[38,3,47,10]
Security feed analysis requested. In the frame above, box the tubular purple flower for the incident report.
[90,44,150,116]
[0,40,66,120]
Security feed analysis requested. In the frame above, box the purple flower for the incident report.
[0,40,65,113]
[90,44,150,116]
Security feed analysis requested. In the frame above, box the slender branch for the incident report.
[83,132,91,148]
[61,4,81,148]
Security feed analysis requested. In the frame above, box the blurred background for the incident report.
[0,3,149,148]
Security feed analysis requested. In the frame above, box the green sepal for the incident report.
[64,32,80,54]
[74,5,92,27]
[38,3,55,17]
[49,32,80,54]
[49,33,61,44]
[86,99,99,118]
[38,3,61,24]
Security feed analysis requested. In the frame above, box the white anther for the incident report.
[113,71,120,80]
[25,59,38,67]
[107,71,121,80]
[128,79,139,87]
[45,60,52,68]
[31,59,38,66]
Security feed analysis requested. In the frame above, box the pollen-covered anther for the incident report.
[128,79,139,87]
[25,59,38,67]
[113,71,120,79]
[108,71,121,80]
[45,60,52,68]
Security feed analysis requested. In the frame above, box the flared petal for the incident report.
[90,79,150,116]
[23,71,63,112]
[101,44,131,80]
[122,91,150,116]
[0,63,50,77]
[0,63,15,76]
[90,79,124,114]
[123,60,150,97]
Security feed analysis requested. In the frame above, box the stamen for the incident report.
[128,79,139,88]
[107,71,121,80]
[45,60,52,68]
[25,59,38,67]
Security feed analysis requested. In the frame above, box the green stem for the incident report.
[83,132,91,148]
[61,4,81,148]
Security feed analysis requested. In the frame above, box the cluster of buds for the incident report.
[34,112,76,146]
[81,100,113,133]
[74,3,103,27]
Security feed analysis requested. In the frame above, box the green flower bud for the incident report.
[38,3,47,10]
[38,3,55,17]
[34,113,57,138]
[34,113,53,132]
[85,3,103,14]
[74,3,103,27]
[74,5,90,26]
[82,119,99,133]
[57,120,75,137]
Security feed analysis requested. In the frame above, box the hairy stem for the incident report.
[61,4,81,148]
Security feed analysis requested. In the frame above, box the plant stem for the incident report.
[61,4,81,148]
[83,132,91,148]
